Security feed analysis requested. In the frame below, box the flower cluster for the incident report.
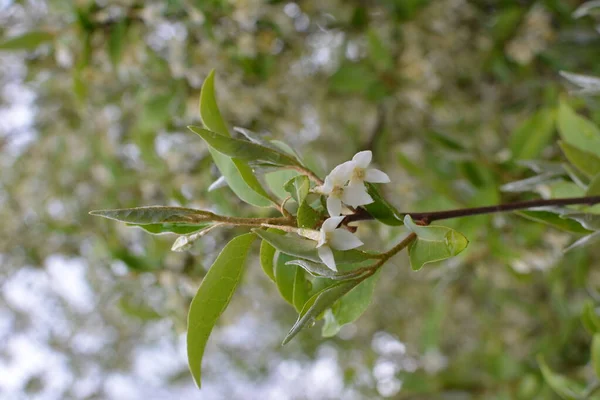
[307,151,390,271]
[316,150,390,217]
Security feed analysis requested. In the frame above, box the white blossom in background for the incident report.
[317,162,373,216]
[316,216,364,271]
[346,151,391,188]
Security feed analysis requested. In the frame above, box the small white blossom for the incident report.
[347,150,391,188]
[316,216,364,271]
[317,161,373,216]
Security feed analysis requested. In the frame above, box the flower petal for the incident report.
[365,168,390,183]
[318,245,337,271]
[342,184,374,207]
[326,196,343,217]
[352,151,372,168]
[321,216,345,234]
[329,229,364,250]
[328,161,354,185]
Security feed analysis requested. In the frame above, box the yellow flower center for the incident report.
[353,167,365,181]
[331,185,344,198]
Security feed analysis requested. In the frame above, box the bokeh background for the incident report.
[2,0,600,399]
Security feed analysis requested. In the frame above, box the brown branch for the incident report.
[345,196,600,225]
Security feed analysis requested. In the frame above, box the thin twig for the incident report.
[345,196,600,225]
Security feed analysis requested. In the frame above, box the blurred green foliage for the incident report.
[2,0,600,398]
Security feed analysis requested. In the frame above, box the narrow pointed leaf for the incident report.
[292,267,310,312]
[559,141,600,178]
[404,215,468,271]
[516,210,592,234]
[275,252,297,306]
[199,70,271,207]
[187,233,256,388]
[189,126,300,167]
[560,213,600,231]
[363,183,404,226]
[564,232,600,252]
[259,239,277,282]
[283,278,363,345]
[129,223,211,235]
[90,206,214,225]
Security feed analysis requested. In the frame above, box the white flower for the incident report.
[316,216,364,271]
[317,162,373,216]
[347,150,390,188]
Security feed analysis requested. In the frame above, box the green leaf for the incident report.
[509,109,555,160]
[259,239,277,283]
[108,19,127,68]
[187,233,256,388]
[297,201,320,229]
[284,175,310,204]
[559,141,600,178]
[0,31,54,51]
[282,277,364,345]
[292,267,310,312]
[199,70,272,207]
[404,215,469,271]
[189,126,300,167]
[253,229,377,265]
[266,169,300,200]
[285,259,369,280]
[90,206,214,225]
[592,334,600,379]
[561,213,600,231]
[322,270,381,337]
[587,174,600,196]
[557,100,600,158]
[128,222,211,235]
[516,210,592,234]
[275,252,297,306]
[363,183,404,226]
[537,356,583,400]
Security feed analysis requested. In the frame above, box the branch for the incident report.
[346,196,600,225]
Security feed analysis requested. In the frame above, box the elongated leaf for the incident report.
[187,233,256,388]
[253,229,377,264]
[259,239,277,282]
[404,215,468,271]
[284,175,310,204]
[516,210,592,234]
[560,71,600,95]
[293,267,310,312]
[537,356,583,400]
[587,174,600,196]
[275,252,299,306]
[593,334,600,379]
[233,127,282,151]
[561,213,600,231]
[90,206,214,225]
[285,259,369,280]
[0,31,54,50]
[190,126,299,167]
[283,277,364,345]
[199,70,271,207]
[559,141,600,178]
[129,222,211,235]
[510,109,555,160]
[557,100,600,158]
[322,270,381,337]
[363,183,404,226]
